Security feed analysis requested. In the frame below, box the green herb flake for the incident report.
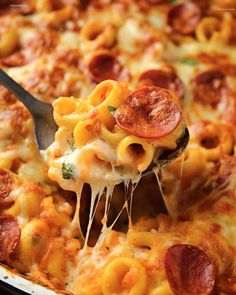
[107,105,117,114]
[168,0,177,3]
[180,57,198,66]
[67,136,76,151]
[62,162,75,179]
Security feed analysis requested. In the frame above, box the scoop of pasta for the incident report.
[46,80,187,189]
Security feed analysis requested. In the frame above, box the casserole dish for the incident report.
[1,1,236,295]
[0,265,58,295]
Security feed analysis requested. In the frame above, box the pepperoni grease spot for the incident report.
[0,215,20,261]
[88,53,129,83]
[165,244,216,295]
[168,3,201,35]
[138,69,184,98]
[116,86,181,138]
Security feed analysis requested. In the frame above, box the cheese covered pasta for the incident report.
[47,80,186,188]
[1,1,236,295]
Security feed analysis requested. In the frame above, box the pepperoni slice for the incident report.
[168,3,201,35]
[138,69,184,98]
[193,70,227,107]
[0,0,9,7]
[0,215,20,261]
[78,0,91,9]
[88,53,129,83]
[165,244,216,295]
[115,86,181,139]
[0,169,11,202]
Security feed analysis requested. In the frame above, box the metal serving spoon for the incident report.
[141,127,189,176]
[0,68,57,150]
[0,68,189,171]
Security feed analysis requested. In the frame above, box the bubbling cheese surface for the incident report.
[1,1,236,295]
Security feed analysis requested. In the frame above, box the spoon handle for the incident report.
[0,68,57,150]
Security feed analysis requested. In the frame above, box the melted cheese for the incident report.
[1,1,236,295]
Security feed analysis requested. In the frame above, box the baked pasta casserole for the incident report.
[1,0,236,295]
